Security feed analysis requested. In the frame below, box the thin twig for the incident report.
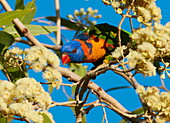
[83,100,106,114]
[40,82,52,84]
[33,18,54,25]
[54,0,61,45]
[129,11,134,33]
[101,104,109,123]
[117,0,135,47]
[2,67,12,82]
[61,83,78,87]
[159,77,169,92]
[83,89,91,103]
[62,85,71,99]
[13,117,30,123]
[101,99,139,122]
[49,101,83,108]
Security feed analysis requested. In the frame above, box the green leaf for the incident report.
[48,84,54,94]
[5,66,27,82]
[131,107,144,114]
[0,31,14,55]
[119,119,128,123]
[0,55,27,83]
[20,0,36,24]
[0,45,7,56]
[46,16,82,31]
[0,62,3,70]
[24,0,36,10]
[69,63,87,77]
[0,117,7,123]
[0,9,33,27]
[119,107,144,123]
[4,25,58,38]
[0,31,15,46]
[69,63,87,95]
[15,0,24,10]
[41,113,53,123]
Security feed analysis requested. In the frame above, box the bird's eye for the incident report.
[71,48,77,53]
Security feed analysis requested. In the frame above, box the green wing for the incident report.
[85,23,131,51]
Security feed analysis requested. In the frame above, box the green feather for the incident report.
[85,23,131,51]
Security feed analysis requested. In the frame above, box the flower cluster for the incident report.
[112,45,127,59]
[14,78,52,108]
[134,0,162,23]
[0,78,54,123]
[4,47,24,68]
[102,0,161,23]
[136,86,170,122]
[43,67,62,89]
[4,46,62,89]
[9,102,43,123]
[127,49,156,76]
[24,46,60,69]
[102,0,165,77]
[67,7,102,26]
[127,22,170,77]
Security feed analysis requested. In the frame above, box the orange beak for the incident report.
[61,53,71,64]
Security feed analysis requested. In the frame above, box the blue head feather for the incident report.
[75,32,89,41]
[60,41,85,63]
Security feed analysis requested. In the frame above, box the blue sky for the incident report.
[2,0,170,123]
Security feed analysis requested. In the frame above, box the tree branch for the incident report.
[0,0,42,46]
[15,38,61,50]
[57,66,130,113]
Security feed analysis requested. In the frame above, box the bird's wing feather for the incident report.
[86,23,131,52]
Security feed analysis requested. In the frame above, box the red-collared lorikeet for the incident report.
[60,23,131,66]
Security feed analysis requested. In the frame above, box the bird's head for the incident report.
[60,41,85,64]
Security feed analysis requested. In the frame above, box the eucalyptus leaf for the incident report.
[20,0,36,24]
[69,63,87,77]
[6,66,27,82]
[4,25,57,38]
[46,16,82,31]
[0,9,33,27]
[131,107,144,114]
[15,0,24,10]
[69,63,87,97]
[0,62,3,70]
[119,107,144,123]
[48,84,54,94]
[41,113,53,123]
[0,117,7,123]
[0,31,14,55]
[0,31,15,46]
[119,119,128,123]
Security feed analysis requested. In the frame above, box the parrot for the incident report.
[60,23,131,66]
